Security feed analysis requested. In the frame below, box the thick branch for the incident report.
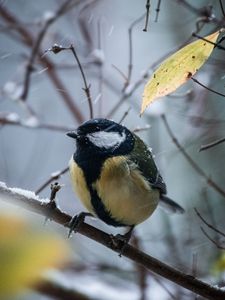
[0,183,225,300]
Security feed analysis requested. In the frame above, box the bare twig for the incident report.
[107,26,207,119]
[154,0,162,22]
[192,32,225,51]
[194,208,225,238]
[0,6,84,122]
[133,125,151,133]
[118,107,131,124]
[200,227,225,250]
[191,77,225,98]
[48,44,93,119]
[199,137,225,152]
[69,45,93,119]
[219,0,225,18]
[161,114,225,199]
[126,14,146,89]
[1,183,225,300]
[34,277,93,300]
[35,167,69,195]
[0,114,76,132]
[132,234,148,300]
[21,0,78,101]
[143,0,151,32]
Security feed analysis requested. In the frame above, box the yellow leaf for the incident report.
[141,30,221,114]
[0,214,69,297]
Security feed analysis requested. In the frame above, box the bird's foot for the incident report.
[67,212,93,238]
[110,226,134,257]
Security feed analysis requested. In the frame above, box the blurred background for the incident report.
[0,0,225,299]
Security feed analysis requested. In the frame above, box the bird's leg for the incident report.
[67,212,93,238]
[115,225,134,243]
[110,225,135,256]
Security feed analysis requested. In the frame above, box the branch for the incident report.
[143,0,151,32]
[161,114,225,199]
[126,14,145,89]
[199,137,225,152]
[194,208,225,238]
[200,227,225,250]
[34,277,93,300]
[0,182,225,300]
[21,0,79,101]
[219,0,225,18]
[35,166,69,194]
[191,77,225,98]
[154,0,162,23]
[69,45,93,119]
[47,44,93,119]
[0,114,76,132]
[192,32,225,52]
[0,5,84,122]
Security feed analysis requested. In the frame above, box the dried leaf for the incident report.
[141,30,221,114]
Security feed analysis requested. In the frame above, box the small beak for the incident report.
[66,131,78,139]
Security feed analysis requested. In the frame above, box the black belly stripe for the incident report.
[74,153,126,227]
[89,186,126,227]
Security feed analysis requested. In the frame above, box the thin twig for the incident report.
[97,18,103,116]
[21,0,78,101]
[143,0,151,32]
[0,5,84,122]
[107,26,207,119]
[132,234,148,300]
[219,0,225,17]
[34,277,92,300]
[47,43,93,119]
[118,107,131,124]
[0,115,76,132]
[69,45,93,119]
[1,183,225,300]
[126,14,146,89]
[161,114,225,199]
[152,275,177,300]
[194,208,225,238]
[35,166,69,195]
[133,125,151,133]
[154,0,162,22]
[200,227,225,250]
[199,137,225,152]
[191,77,225,98]
[192,32,225,51]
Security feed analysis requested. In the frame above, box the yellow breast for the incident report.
[93,156,159,225]
[69,157,95,215]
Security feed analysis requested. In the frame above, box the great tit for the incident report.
[67,118,184,241]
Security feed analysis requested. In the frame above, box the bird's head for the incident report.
[67,118,135,157]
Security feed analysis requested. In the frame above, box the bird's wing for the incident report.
[128,134,167,194]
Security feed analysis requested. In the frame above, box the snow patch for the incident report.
[91,49,105,64]
[124,84,134,96]
[43,11,55,21]
[0,181,49,203]
[5,112,20,122]
[3,81,23,101]
[22,116,39,128]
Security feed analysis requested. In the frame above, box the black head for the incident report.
[67,118,135,158]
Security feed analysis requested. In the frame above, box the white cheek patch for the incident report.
[87,131,126,149]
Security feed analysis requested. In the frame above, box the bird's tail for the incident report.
[159,195,185,214]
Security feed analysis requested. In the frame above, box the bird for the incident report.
[67,118,184,242]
